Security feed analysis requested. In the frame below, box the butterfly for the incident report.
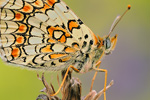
[0,0,130,99]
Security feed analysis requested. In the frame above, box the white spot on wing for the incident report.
[52,44,64,52]
[24,45,36,55]
[34,13,49,22]
[54,31,63,39]
[29,37,43,44]
[30,27,45,37]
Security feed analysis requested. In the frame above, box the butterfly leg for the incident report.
[90,60,101,91]
[93,62,108,100]
[90,51,104,91]
[50,65,79,96]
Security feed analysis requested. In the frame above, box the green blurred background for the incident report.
[0,0,149,100]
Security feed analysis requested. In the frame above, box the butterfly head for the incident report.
[98,34,118,55]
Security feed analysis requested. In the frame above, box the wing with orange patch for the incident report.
[0,41,76,70]
[41,0,97,52]
[0,0,96,70]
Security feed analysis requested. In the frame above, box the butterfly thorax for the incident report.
[74,34,117,73]
[73,45,104,73]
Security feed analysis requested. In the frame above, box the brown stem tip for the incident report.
[36,71,114,100]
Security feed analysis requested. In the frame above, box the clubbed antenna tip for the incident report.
[128,5,131,10]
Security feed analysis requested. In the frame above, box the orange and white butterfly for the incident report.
[0,0,117,72]
[0,0,130,99]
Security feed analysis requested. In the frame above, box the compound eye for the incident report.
[105,37,111,49]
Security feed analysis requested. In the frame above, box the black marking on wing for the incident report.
[77,19,83,25]
[51,61,56,65]
[32,54,40,64]
[84,34,88,39]
[67,20,80,33]
[82,41,87,48]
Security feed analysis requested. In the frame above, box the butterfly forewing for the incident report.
[0,0,96,70]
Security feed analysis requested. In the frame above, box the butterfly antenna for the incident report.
[108,5,131,37]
